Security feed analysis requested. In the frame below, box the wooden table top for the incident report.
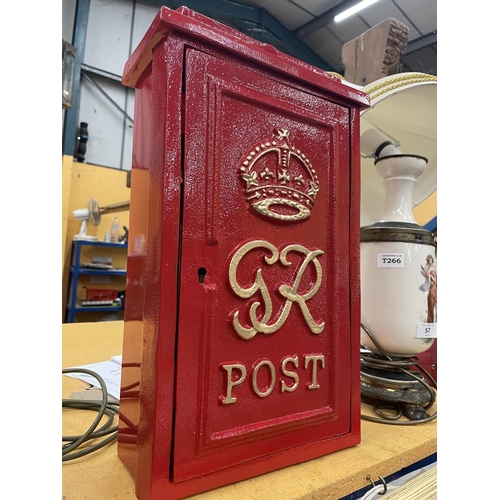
[62,321,437,500]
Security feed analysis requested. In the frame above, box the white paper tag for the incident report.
[417,323,437,338]
[377,253,404,268]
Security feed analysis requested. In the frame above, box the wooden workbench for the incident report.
[62,321,437,500]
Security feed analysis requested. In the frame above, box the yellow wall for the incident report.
[61,155,436,321]
[62,156,130,321]
[413,191,437,228]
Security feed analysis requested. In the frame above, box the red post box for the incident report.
[118,6,370,499]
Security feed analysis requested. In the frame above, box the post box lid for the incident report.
[122,5,369,109]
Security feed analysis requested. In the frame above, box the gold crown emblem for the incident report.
[239,129,319,222]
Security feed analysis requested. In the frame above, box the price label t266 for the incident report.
[377,253,404,268]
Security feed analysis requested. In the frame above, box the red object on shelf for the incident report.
[85,288,118,301]
[118,5,370,500]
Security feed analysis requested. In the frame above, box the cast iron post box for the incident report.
[118,6,370,499]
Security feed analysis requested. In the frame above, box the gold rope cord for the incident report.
[324,71,437,101]
[365,73,437,100]
[326,71,345,80]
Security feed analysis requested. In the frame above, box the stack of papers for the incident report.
[64,355,122,400]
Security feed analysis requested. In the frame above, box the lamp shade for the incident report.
[360,73,437,228]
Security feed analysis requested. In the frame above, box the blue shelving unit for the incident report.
[65,240,127,323]
[423,216,437,232]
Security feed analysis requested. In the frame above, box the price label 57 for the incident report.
[377,253,404,268]
[417,323,437,338]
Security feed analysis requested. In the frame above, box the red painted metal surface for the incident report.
[118,6,369,499]
[418,340,438,383]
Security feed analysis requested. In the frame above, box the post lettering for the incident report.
[252,360,276,398]
[221,363,247,405]
[305,355,325,389]
[220,354,325,403]
[280,356,299,393]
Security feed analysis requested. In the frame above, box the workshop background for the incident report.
[62,0,437,172]
[61,2,438,316]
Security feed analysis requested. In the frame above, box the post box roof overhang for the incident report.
[122,5,370,110]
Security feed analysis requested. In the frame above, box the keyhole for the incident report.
[198,267,207,284]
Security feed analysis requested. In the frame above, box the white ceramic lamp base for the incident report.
[360,135,437,357]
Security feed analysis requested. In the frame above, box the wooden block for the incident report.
[342,18,409,86]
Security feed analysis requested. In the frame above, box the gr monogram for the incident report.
[228,240,325,339]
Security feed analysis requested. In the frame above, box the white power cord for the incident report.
[361,463,437,499]
[360,483,397,500]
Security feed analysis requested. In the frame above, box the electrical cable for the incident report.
[62,368,120,462]
[360,323,437,425]
[361,483,398,500]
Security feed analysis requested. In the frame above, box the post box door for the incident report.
[172,48,354,483]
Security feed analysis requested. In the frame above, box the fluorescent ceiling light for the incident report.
[334,0,380,23]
